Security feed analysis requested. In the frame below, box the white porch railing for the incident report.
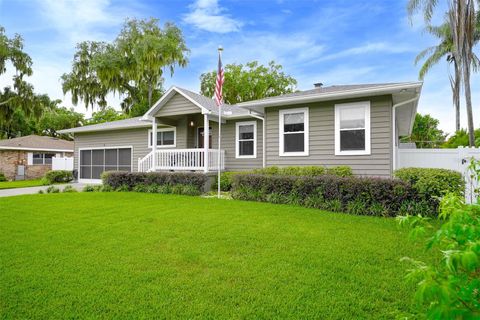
[138,149,225,172]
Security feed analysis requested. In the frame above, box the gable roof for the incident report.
[0,135,74,152]
[143,86,250,120]
[58,117,151,134]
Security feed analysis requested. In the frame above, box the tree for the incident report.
[37,106,84,139]
[85,107,127,125]
[0,26,42,124]
[199,61,297,104]
[61,18,189,112]
[401,113,446,148]
[415,22,462,131]
[408,0,477,146]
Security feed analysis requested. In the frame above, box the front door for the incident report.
[198,127,212,148]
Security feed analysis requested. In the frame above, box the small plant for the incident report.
[101,184,113,192]
[397,194,480,318]
[133,184,149,193]
[38,189,44,194]
[43,170,74,184]
[324,199,342,212]
[0,172,7,182]
[346,199,367,215]
[115,184,130,192]
[82,185,102,192]
[62,185,77,193]
[157,185,172,194]
[46,186,60,193]
[181,184,202,196]
[146,184,160,193]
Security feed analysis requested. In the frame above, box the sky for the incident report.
[0,0,477,134]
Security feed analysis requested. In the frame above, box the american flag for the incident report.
[214,51,224,106]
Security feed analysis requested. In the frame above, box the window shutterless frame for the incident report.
[235,121,257,159]
[148,127,176,148]
[334,101,371,156]
[279,107,309,156]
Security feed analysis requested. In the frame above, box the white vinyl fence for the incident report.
[52,157,74,171]
[397,146,480,203]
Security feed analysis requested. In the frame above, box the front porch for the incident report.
[138,148,225,172]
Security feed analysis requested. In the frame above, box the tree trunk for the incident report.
[464,65,475,146]
[454,62,461,132]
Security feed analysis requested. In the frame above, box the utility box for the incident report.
[15,165,25,181]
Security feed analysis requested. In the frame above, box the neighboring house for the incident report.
[0,135,74,180]
[59,82,422,183]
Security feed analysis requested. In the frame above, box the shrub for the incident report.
[62,185,77,193]
[46,186,60,193]
[397,194,480,318]
[232,174,435,217]
[115,184,130,192]
[252,165,353,177]
[43,170,74,184]
[211,172,246,191]
[37,190,44,194]
[394,167,464,199]
[0,172,6,182]
[102,171,208,194]
[82,185,102,192]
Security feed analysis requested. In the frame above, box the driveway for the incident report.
[0,183,87,197]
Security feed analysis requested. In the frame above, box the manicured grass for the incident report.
[0,193,427,319]
[0,179,44,189]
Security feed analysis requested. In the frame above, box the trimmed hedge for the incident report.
[212,166,353,192]
[102,171,208,193]
[42,170,74,184]
[231,174,436,217]
[252,165,353,177]
[394,168,464,199]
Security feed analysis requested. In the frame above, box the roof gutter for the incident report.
[0,146,74,152]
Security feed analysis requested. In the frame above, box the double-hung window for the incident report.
[335,101,371,155]
[148,128,176,148]
[279,108,309,156]
[236,121,256,158]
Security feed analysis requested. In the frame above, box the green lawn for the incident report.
[0,193,427,319]
[0,179,44,189]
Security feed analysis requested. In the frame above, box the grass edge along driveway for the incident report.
[0,179,44,189]
[0,192,427,319]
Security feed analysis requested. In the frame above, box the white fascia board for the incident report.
[0,146,74,152]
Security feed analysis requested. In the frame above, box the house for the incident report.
[0,135,74,180]
[58,82,422,183]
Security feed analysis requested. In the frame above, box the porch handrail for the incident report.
[138,148,225,172]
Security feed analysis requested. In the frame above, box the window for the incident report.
[335,101,371,155]
[236,121,256,158]
[32,152,56,165]
[148,128,176,148]
[279,108,309,156]
[79,147,132,181]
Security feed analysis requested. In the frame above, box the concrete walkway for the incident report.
[0,183,87,197]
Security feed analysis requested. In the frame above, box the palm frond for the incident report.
[418,46,449,80]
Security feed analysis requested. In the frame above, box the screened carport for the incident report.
[79,147,132,182]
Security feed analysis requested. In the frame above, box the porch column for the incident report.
[152,117,157,171]
[204,114,209,172]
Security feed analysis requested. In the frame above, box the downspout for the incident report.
[392,94,420,172]
[249,112,266,168]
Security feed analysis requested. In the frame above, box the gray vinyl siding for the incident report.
[265,95,393,177]
[74,128,151,172]
[219,119,263,171]
[154,93,201,117]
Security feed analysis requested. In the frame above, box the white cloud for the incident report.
[183,0,242,33]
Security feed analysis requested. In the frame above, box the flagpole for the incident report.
[217,45,223,199]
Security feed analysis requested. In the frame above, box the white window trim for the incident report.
[235,121,257,159]
[279,107,309,156]
[148,127,176,149]
[334,101,371,156]
[78,146,133,184]
[30,152,56,165]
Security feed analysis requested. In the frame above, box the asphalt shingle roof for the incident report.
[0,135,74,151]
